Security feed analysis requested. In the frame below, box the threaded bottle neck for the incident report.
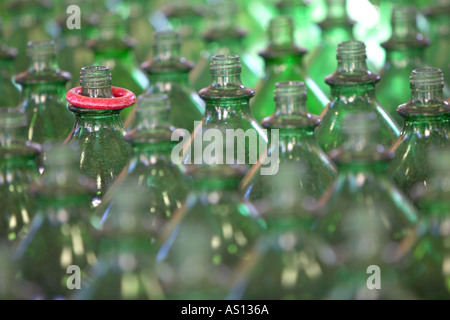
[135,93,171,131]
[268,16,294,49]
[152,31,181,63]
[27,41,59,74]
[331,112,392,163]
[336,40,368,72]
[410,68,444,105]
[209,54,242,88]
[98,13,126,41]
[274,81,307,115]
[80,66,113,98]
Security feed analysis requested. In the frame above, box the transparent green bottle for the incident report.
[0,19,20,107]
[376,6,430,126]
[156,164,266,299]
[315,40,401,155]
[305,0,354,97]
[389,68,450,199]
[65,66,135,207]
[401,148,450,299]
[74,181,165,300]
[12,143,98,300]
[137,31,205,134]
[0,108,40,246]
[3,0,52,73]
[116,0,157,64]
[313,112,419,299]
[162,0,206,64]
[15,41,73,144]
[179,55,268,170]
[56,0,95,89]
[228,82,336,300]
[243,81,336,208]
[275,0,322,52]
[251,16,329,122]
[94,93,190,230]
[424,2,450,96]
[88,12,148,120]
[190,0,261,92]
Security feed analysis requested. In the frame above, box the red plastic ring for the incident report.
[66,86,136,110]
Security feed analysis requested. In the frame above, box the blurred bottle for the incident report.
[94,94,190,231]
[424,0,450,96]
[15,41,73,145]
[275,0,322,52]
[0,108,40,246]
[314,112,419,299]
[88,12,148,120]
[136,31,205,134]
[316,40,400,155]
[55,0,96,88]
[3,0,53,72]
[390,68,450,199]
[65,66,135,207]
[13,143,98,300]
[243,81,336,208]
[156,164,265,299]
[377,6,430,125]
[0,19,20,107]
[305,0,354,97]
[112,0,157,64]
[402,148,450,299]
[251,16,329,122]
[190,0,261,92]
[75,180,165,300]
[180,55,267,169]
[162,0,206,64]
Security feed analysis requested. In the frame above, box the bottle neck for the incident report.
[385,48,425,67]
[80,66,113,98]
[330,83,376,98]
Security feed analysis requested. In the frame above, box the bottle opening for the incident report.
[268,16,294,47]
[410,67,444,89]
[27,40,57,57]
[210,54,241,75]
[274,81,307,100]
[337,40,366,61]
[80,66,112,89]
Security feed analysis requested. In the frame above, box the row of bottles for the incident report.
[1,40,450,299]
[0,0,449,300]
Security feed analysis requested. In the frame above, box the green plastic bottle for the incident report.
[65,66,135,207]
[402,148,450,299]
[229,82,337,300]
[0,19,20,107]
[137,31,205,134]
[3,0,53,73]
[178,55,268,170]
[162,0,206,64]
[275,0,322,52]
[190,0,261,92]
[56,0,96,89]
[88,12,148,120]
[424,1,450,96]
[12,143,98,300]
[313,112,419,299]
[305,0,354,97]
[0,108,40,246]
[156,164,266,299]
[15,41,73,144]
[390,67,450,199]
[242,81,336,208]
[74,181,165,300]
[315,40,401,155]
[94,93,190,230]
[377,6,430,125]
[251,16,329,122]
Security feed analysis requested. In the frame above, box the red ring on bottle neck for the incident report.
[66,86,136,110]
